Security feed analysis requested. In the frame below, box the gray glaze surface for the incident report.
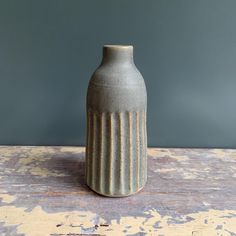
[86,45,147,197]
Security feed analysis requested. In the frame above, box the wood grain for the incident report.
[0,146,235,235]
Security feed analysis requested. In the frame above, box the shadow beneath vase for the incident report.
[49,150,91,193]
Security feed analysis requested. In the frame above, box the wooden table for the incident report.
[0,146,235,236]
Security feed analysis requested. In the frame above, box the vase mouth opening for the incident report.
[103,45,133,50]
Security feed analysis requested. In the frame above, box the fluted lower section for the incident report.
[86,109,147,197]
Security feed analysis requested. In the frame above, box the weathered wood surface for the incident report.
[0,146,235,236]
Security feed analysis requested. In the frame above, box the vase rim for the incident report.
[103,45,133,49]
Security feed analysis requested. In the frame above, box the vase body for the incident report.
[86,45,147,197]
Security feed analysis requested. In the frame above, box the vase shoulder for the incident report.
[89,63,145,88]
[87,51,147,112]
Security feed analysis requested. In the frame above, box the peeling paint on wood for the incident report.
[0,146,236,235]
[0,192,16,204]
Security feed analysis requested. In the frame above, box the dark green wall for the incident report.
[0,0,236,147]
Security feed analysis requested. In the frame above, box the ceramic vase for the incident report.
[86,45,147,197]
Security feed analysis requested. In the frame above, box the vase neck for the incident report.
[101,45,134,65]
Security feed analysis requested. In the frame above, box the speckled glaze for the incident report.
[86,45,147,197]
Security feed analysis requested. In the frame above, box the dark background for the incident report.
[0,0,236,147]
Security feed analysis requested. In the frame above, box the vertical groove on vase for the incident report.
[141,110,146,185]
[113,113,119,195]
[95,113,103,191]
[135,111,140,190]
[139,110,142,189]
[128,111,133,193]
[98,113,104,193]
[91,112,98,190]
[88,110,94,187]
[94,112,99,191]
[108,113,114,195]
[118,112,125,195]
[139,110,143,187]
[103,114,109,195]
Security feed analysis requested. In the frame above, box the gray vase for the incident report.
[86,45,147,197]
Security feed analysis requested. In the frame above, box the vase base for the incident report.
[87,184,146,198]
